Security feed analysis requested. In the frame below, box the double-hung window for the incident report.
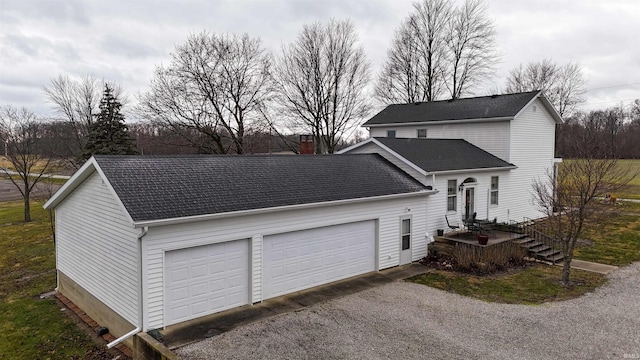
[490,176,499,205]
[447,180,457,212]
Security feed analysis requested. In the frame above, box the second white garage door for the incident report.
[263,221,376,299]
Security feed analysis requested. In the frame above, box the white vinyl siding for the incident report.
[55,172,139,325]
[370,121,510,160]
[142,195,428,330]
[502,98,557,222]
[447,180,457,212]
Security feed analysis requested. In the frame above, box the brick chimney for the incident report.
[299,134,314,154]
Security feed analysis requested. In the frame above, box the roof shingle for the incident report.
[374,137,515,173]
[93,154,427,222]
[363,91,540,125]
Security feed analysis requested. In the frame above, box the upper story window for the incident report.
[387,130,396,138]
[490,176,499,205]
[417,129,427,138]
[447,179,457,212]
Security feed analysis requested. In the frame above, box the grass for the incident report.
[410,264,607,304]
[612,159,640,200]
[0,201,103,359]
[412,176,640,303]
[574,201,640,266]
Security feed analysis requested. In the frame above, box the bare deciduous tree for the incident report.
[274,19,370,154]
[505,59,586,117]
[0,106,53,222]
[137,32,273,154]
[532,147,637,284]
[375,0,498,104]
[444,0,498,99]
[44,74,127,167]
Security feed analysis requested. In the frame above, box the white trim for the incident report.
[364,116,513,128]
[336,137,377,154]
[134,190,435,228]
[338,138,428,176]
[514,91,563,124]
[428,166,517,176]
[43,157,98,209]
[43,157,136,226]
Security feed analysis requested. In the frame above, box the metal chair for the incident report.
[445,214,460,232]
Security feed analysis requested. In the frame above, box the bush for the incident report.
[452,241,527,274]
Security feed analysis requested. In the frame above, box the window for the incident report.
[447,180,457,212]
[490,176,499,205]
[401,218,411,250]
[387,130,396,138]
[417,129,427,138]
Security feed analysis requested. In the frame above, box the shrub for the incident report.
[452,241,527,274]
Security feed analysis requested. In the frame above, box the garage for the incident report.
[262,221,376,299]
[164,239,249,325]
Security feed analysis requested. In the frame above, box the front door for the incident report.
[465,187,475,220]
[400,218,412,265]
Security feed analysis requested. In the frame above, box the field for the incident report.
[614,159,640,199]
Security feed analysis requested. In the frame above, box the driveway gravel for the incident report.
[177,263,640,360]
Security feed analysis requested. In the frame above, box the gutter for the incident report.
[134,190,436,228]
[106,226,148,349]
[426,166,517,176]
[107,327,141,349]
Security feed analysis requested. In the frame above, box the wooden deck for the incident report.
[432,230,526,256]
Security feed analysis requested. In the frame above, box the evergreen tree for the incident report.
[80,84,138,161]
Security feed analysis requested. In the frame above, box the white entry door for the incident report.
[164,240,249,326]
[262,221,376,299]
[400,217,412,265]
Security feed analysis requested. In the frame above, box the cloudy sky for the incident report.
[1,0,639,118]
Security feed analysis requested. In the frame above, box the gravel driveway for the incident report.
[177,263,640,360]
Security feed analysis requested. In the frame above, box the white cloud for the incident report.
[0,0,639,116]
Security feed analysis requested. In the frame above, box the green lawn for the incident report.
[574,201,640,266]
[412,174,640,304]
[0,201,104,359]
[613,159,640,200]
[410,265,606,304]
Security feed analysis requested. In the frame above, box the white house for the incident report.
[44,154,435,346]
[44,90,561,350]
[339,90,563,233]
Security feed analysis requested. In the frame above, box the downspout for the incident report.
[106,226,148,349]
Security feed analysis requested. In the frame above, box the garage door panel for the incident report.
[263,221,375,299]
[165,239,249,326]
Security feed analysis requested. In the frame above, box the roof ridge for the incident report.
[386,90,540,107]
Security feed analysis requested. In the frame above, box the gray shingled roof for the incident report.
[93,154,428,222]
[374,137,515,173]
[363,91,540,125]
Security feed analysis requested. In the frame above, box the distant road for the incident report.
[1,168,71,180]
[0,179,63,202]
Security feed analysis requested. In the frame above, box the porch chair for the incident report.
[445,214,460,233]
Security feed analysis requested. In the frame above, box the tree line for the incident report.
[3,0,639,223]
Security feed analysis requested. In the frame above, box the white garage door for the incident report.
[165,240,249,325]
[263,221,376,299]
